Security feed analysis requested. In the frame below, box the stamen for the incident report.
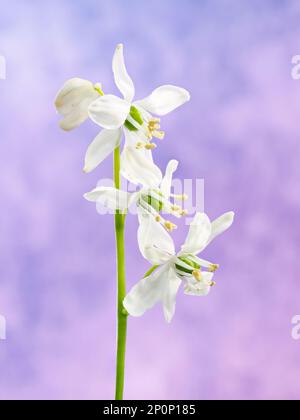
[147,118,165,141]
[136,142,145,150]
[145,143,157,150]
[180,210,189,216]
[155,216,161,223]
[152,130,165,140]
[208,264,220,273]
[172,194,189,201]
[192,270,203,282]
[171,205,181,212]
[164,221,177,232]
[210,281,216,287]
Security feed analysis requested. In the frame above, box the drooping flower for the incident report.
[55,44,190,174]
[55,78,103,131]
[84,157,188,232]
[123,212,235,323]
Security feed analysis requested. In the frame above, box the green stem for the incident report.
[114,146,128,401]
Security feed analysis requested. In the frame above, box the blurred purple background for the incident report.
[1,0,300,400]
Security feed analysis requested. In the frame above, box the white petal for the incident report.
[209,212,235,244]
[123,265,169,318]
[160,160,178,198]
[112,44,135,102]
[84,128,122,173]
[180,213,212,256]
[121,146,162,188]
[162,267,182,323]
[84,187,132,212]
[55,78,99,131]
[137,85,190,116]
[184,272,214,296]
[138,210,175,265]
[88,95,131,129]
[124,128,153,162]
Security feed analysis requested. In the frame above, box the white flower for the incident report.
[55,78,102,131]
[84,157,188,232]
[123,211,235,323]
[55,44,190,174]
[86,42,191,174]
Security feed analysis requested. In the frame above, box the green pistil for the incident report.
[175,256,201,275]
[124,106,143,131]
[141,194,164,213]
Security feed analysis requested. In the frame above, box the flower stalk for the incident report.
[114,146,128,401]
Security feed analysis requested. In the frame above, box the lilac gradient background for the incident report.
[0,0,300,400]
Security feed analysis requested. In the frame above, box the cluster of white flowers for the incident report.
[55,44,234,323]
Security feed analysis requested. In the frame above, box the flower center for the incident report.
[175,255,219,283]
[124,106,144,131]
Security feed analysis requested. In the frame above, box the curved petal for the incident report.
[123,265,169,318]
[160,160,178,198]
[88,95,130,129]
[184,272,214,296]
[208,212,235,244]
[124,128,153,162]
[84,187,132,212]
[162,267,182,323]
[121,146,162,188]
[138,209,175,265]
[112,44,135,102]
[55,78,97,115]
[59,107,89,131]
[55,78,99,131]
[180,213,212,256]
[84,128,122,173]
[137,85,190,116]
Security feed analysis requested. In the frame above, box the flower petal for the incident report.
[112,44,135,102]
[123,265,169,318]
[184,272,214,296]
[180,213,212,256]
[84,187,132,212]
[160,160,179,198]
[55,78,99,130]
[84,128,122,173]
[137,85,190,116]
[121,146,162,188]
[138,209,175,265]
[124,128,153,162]
[209,212,235,244]
[162,267,182,323]
[88,95,130,129]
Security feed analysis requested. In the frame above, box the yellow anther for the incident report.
[164,221,177,232]
[192,270,203,282]
[155,216,161,223]
[152,130,165,140]
[209,264,220,273]
[171,205,181,212]
[180,210,189,216]
[145,143,157,150]
[147,119,165,140]
[173,194,189,201]
[210,281,216,287]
